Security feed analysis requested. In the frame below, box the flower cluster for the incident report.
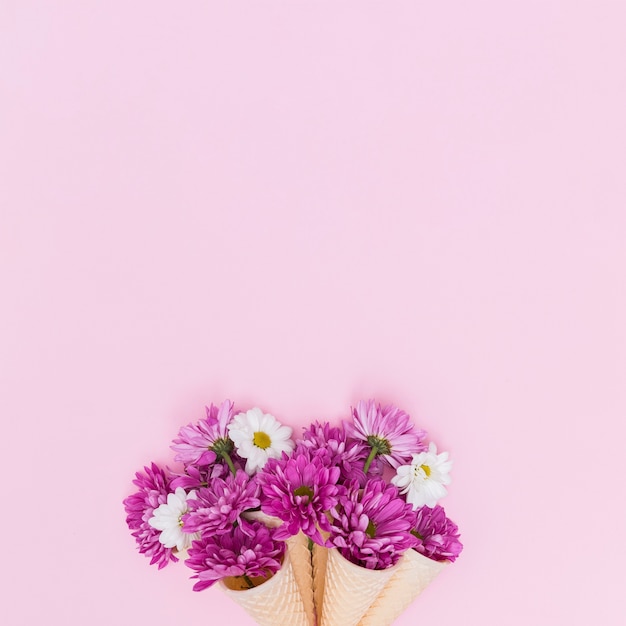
[328,479,418,569]
[186,521,286,591]
[412,505,463,562]
[182,470,261,535]
[257,446,344,544]
[123,463,178,569]
[124,398,462,591]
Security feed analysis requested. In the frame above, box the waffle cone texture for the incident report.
[312,542,328,621]
[319,548,399,626]
[221,513,446,626]
[358,549,447,626]
[285,532,315,626]
[219,549,311,626]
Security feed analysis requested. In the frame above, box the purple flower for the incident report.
[123,463,178,569]
[329,479,418,570]
[258,448,344,544]
[298,421,378,486]
[345,399,427,469]
[169,449,248,490]
[171,400,235,467]
[183,470,261,535]
[185,521,285,591]
[170,463,229,490]
[412,505,463,562]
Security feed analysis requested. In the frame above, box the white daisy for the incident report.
[148,487,199,551]
[391,442,452,508]
[227,407,295,475]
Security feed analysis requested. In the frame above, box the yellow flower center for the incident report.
[253,431,272,449]
[420,464,431,477]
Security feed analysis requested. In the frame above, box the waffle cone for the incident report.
[312,543,328,622]
[219,549,310,626]
[358,549,447,626]
[319,549,399,626]
[285,532,315,626]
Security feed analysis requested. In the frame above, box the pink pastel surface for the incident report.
[1,2,625,624]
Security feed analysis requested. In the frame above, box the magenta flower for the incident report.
[298,421,378,486]
[183,470,261,535]
[329,479,418,570]
[258,448,344,544]
[345,399,427,469]
[170,463,229,491]
[171,400,236,469]
[185,521,285,591]
[412,505,463,562]
[123,463,178,569]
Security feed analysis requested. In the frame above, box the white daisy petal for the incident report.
[227,408,295,475]
[392,443,453,509]
[273,425,293,440]
[248,408,262,431]
[148,488,199,550]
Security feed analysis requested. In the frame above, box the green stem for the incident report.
[243,574,255,589]
[363,446,378,474]
[221,451,237,476]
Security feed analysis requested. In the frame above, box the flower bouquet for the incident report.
[124,399,462,626]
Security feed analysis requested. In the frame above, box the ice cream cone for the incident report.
[319,548,399,626]
[219,549,310,626]
[358,549,448,626]
[312,542,328,623]
[285,532,315,626]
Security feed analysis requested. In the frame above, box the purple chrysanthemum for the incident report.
[170,463,229,490]
[412,505,463,562]
[298,421,379,486]
[258,448,344,544]
[329,479,418,570]
[185,521,285,591]
[171,400,235,467]
[183,470,261,535]
[170,449,247,490]
[345,399,427,469]
[123,463,178,569]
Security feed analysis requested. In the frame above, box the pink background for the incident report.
[1,2,625,624]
